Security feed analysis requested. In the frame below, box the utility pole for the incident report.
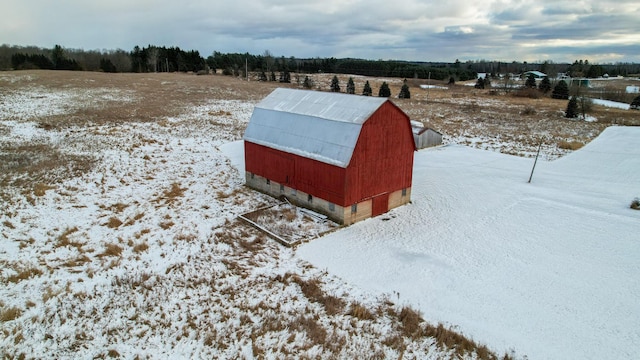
[528,142,542,183]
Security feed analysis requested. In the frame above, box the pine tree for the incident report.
[538,76,551,94]
[270,71,276,81]
[474,77,485,89]
[631,95,640,110]
[378,82,391,97]
[258,71,267,81]
[346,77,355,94]
[525,73,537,88]
[448,76,455,85]
[330,75,340,92]
[99,58,117,73]
[566,96,578,118]
[398,79,410,99]
[552,80,569,99]
[362,81,372,96]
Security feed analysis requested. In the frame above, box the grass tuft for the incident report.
[557,140,584,150]
[100,243,123,257]
[398,305,423,339]
[132,241,149,253]
[348,302,374,320]
[106,217,123,228]
[34,183,56,197]
[7,267,43,283]
[631,198,640,210]
[0,306,22,322]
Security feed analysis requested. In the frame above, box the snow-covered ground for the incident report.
[591,98,631,110]
[2,71,638,359]
[297,126,640,359]
[0,78,464,359]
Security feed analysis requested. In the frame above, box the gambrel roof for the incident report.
[243,88,389,168]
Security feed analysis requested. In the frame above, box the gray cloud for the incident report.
[1,0,638,63]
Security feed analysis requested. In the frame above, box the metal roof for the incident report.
[243,88,388,168]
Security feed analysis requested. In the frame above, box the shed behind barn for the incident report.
[411,121,443,149]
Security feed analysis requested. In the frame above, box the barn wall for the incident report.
[425,130,443,148]
[244,141,347,205]
[345,101,414,205]
[245,172,349,224]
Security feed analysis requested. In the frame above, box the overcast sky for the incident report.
[2,0,639,63]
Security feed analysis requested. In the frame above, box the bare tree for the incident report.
[263,50,274,74]
[147,47,159,72]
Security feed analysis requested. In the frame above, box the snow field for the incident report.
[298,127,640,360]
[1,83,470,359]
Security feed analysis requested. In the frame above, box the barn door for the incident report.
[372,193,389,217]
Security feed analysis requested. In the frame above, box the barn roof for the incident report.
[410,120,442,135]
[244,88,390,168]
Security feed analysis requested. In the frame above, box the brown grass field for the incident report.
[2,69,637,204]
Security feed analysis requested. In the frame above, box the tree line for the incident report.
[2,44,640,79]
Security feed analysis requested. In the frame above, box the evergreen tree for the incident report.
[258,71,267,81]
[270,71,276,81]
[346,77,355,94]
[525,73,537,88]
[362,81,372,96]
[398,79,410,99]
[378,82,391,97]
[330,75,340,92]
[99,58,117,73]
[538,76,551,93]
[552,80,569,99]
[474,77,485,89]
[566,96,578,118]
[631,95,640,110]
[448,76,455,85]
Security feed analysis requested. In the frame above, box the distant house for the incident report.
[411,121,443,149]
[626,86,639,94]
[243,88,416,225]
[522,71,547,79]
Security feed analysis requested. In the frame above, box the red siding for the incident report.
[244,142,347,205]
[344,101,414,204]
[244,100,414,208]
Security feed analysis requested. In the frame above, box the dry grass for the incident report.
[99,243,123,257]
[105,217,123,228]
[424,323,499,360]
[56,226,81,248]
[347,301,374,320]
[132,241,149,253]
[33,183,56,196]
[0,306,22,322]
[160,182,186,203]
[631,198,640,210]
[291,315,327,347]
[7,267,43,283]
[398,305,423,339]
[558,140,585,150]
[3,220,16,229]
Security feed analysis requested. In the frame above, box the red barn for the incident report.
[243,88,415,225]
